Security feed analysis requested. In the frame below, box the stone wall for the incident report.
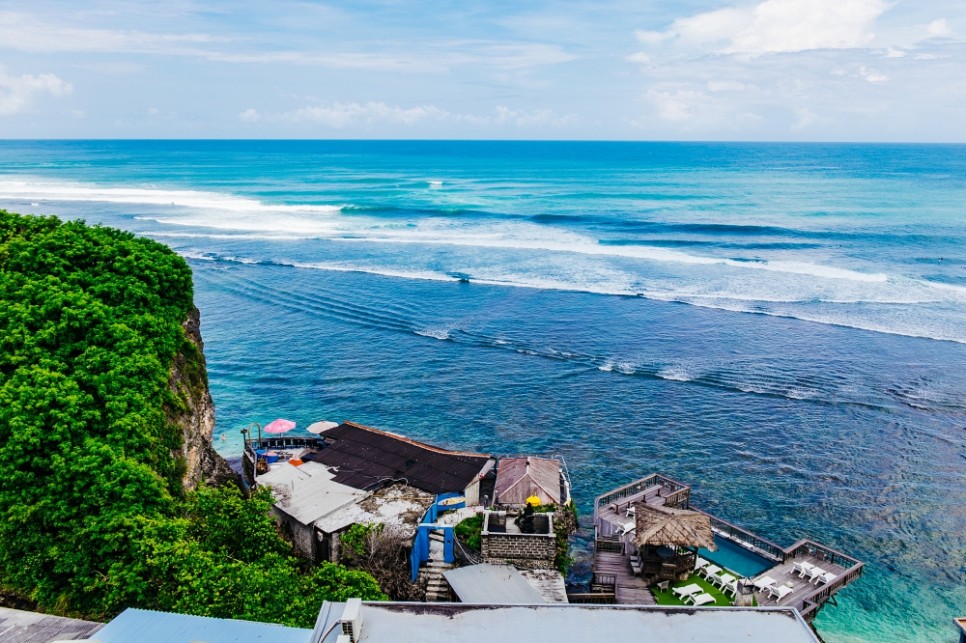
[480,533,556,570]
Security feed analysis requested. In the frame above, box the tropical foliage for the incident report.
[0,211,383,626]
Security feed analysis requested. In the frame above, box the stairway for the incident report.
[419,531,455,602]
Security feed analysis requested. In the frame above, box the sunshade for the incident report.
[264,418,296,434]
[306,420,340,434]
[526,495,542,507]
[633,503,716,550]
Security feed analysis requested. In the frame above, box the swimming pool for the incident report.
[698,535,775,578]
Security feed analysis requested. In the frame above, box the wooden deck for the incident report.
[592,550,655,605]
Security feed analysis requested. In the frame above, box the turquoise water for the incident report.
[699,536,774,579]
[0,141,964,642]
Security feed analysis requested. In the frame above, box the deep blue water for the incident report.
[699,537,774,579]
[0,140,964,642]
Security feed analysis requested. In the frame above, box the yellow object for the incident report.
[526,495,542,507]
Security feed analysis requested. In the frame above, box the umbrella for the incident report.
[632,504,716,551]
[306,420,339,434]
[264,418,296,434]
[526,495,542,507]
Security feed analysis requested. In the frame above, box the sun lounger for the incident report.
[722,578,738,598]
[753,575,778,592]
[616,521,635,537]
[814,571,836,585]
[807,565,826,583]
[769,583,794,603]
[694,557,710,570]
[793,561,815,578]
[685,592,716,606]
[671,583,702,599]
[700,564,722,580]
[712,572,737,590]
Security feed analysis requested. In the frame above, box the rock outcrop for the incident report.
[167,306,239,490]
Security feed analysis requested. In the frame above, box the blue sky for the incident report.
[0,0,963,141]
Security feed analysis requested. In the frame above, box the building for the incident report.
[493,456,570,506]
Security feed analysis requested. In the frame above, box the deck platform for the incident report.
[592,550,655,605]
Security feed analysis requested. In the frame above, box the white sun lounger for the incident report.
[769,583,794,603]
[700,564,722,580]
[753,575,778,591]
[807,565,827,583]
[712,572,737,590]
[814,571,836,585]
[686,592,716,606]
[671,583,703,599]
[793,561,815,578]
[694,557,710,570]
[722,578,739,598]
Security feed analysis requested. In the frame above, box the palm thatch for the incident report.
[632,503,716,550]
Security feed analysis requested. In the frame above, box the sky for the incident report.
[0,0,964,141]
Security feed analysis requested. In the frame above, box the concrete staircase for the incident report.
[419,531,455,602]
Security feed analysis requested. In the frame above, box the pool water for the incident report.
[698,536,774,578]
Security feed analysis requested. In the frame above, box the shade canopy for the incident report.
[306,420,339,434]
[264,418,296,434]
[526,495,542,507]
[632,504,716,551]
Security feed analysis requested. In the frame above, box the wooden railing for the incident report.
[594,473,691,514]
[567,592,617,604]
[797,562,864,619]
[692,507,785,562]
[245,436,326,452]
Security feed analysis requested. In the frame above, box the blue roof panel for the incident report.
[94,608,311,643]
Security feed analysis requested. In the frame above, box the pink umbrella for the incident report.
[264,418,296,434]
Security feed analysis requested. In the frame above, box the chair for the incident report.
[671,583,702,599]
[807,566,826,583]
[793,561,814,578]
[814,571,836,585]
[712,573,737,590]
[656,580,670,592]
[722,578,738,598]
[686,592,716,607]
[753,575,778,592]
[700,564,722,581]
[616,521,635,537]
[625,505,637,517]
[769,584,794,603]
[694,557,710,571]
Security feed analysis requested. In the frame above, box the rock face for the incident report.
[167,306,239,490]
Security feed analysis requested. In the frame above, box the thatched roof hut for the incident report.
[632,503,716,550]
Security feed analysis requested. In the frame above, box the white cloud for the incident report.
[238,108,261,123]
[707,80,751,92]
[926,18,951,38]
[625,52,652,65]
[0,65,72,116]
[859,66,888,83]
[884,47,906,58]
[646,89,707,123]
[792,106,819,130]
[636,0,890,56]
[239,102,578,129]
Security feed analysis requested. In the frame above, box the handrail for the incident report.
[594,474,691,513]
[691,507,785,562]
[796,563,864,619]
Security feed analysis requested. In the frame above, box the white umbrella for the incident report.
[306,420,339,434]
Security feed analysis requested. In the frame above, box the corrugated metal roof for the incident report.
[258,461,367,526]
[494,457,562,505]
[443,564,546,604]
[94,608,310,643]
[306,421,491,494]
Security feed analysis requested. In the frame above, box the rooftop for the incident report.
[305,421,492,494]
[93,608,308,643]
[0,607,103,643]
[258,461,367,526]
[313,601,820,643]
[494,457,566,505]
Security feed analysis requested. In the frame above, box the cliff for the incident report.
[167,305,239,490]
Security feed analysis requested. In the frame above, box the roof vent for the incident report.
[340,598,363,642]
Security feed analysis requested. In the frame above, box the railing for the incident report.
[783,539,862,568]
[567,592,617,604]
[595,534,623,553]
[244,436,326,452]
[594,474,691,514]
[692,507,785,562]
[591,573,617,590]
[796,562,864,619]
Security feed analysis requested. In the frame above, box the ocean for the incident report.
[0,140,963,642]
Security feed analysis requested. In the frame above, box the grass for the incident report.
[651,574,735,607]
